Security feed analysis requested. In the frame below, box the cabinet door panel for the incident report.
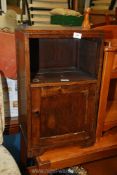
[40,89,88,137]
[31,83,97,151]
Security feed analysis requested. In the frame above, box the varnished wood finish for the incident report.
[96,47,116,138]
[90,8,117,27]
[35,131,117,173]
[82,8,91,30]
[31,82,97,155]
[26,130,117,174]
[16,26,104,166]
[83,155,117,175]
[93,25,117,139]
[72,0,78,11]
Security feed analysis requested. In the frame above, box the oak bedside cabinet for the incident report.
[15,26,104,169]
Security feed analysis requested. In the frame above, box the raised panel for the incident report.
[40,88,88,137]
[31,83,97,151]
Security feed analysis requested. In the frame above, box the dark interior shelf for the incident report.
[31,70,96,84]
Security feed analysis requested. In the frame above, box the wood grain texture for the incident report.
[93,25,117,139]
[15,27,104,166]
[37,132,117,171]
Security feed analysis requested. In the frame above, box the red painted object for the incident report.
[0,31,16,79]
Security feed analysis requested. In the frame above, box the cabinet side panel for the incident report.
[15,32,29,140]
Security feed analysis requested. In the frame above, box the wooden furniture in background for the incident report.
[83,154,117,175]
[90,7,117,26]
[16,26,104,173]
[93,25,117,139]
[72,0,79,11]
[82,7,91,30]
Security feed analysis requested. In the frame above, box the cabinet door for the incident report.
[31,83,97,153]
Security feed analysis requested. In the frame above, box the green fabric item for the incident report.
[51,15,84,26]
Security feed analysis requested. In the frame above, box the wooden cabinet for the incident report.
[94,25,117,138]
[16,26,104,160]
[97,46,117,136]
[103,49,117,132]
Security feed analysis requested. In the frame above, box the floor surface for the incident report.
[83,155,117,175]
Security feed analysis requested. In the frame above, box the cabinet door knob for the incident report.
[32,110,40,117]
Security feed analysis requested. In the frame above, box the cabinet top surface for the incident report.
[16,25,104,38]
